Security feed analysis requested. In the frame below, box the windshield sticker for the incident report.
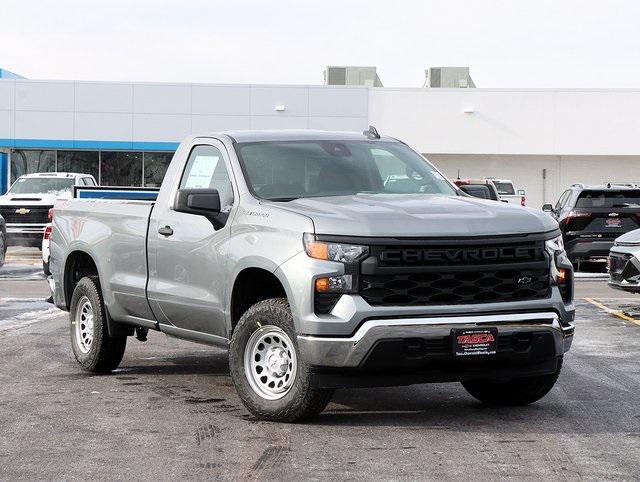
[185,155,219,189]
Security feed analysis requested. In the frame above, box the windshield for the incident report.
[236,140,457,200]
[575,190,640,208]
[9,177,75,195]
[494,182,515,195]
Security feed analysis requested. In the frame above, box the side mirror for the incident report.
[175,188,221,217]
[542,204,554,213]
[517,189,526,196]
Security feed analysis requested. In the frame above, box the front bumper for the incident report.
[6,223,47,235]
[298,311,573,369]
[6,224,46,245]
[608,246,640,293]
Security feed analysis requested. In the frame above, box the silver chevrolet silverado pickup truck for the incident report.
[50,129,575,422]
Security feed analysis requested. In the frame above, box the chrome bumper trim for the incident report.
[297,311,567,368]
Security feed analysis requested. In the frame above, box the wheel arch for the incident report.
[63,249,101,309]
[229,266,291,336]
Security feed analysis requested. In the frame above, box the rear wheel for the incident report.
[69,276,127,373]
[229,298,333,422]
[461,357,563,406]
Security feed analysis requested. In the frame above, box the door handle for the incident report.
[158,225,174,237]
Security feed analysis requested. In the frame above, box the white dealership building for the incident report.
[1,69,640,208]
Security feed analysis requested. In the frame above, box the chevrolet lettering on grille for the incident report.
[15,208,31,215]
[379,246,543,264]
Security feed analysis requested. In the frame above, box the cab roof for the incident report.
[19,172,91,179]
[196,129,399,144]
[571,183,640,191]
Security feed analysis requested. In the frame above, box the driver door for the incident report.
[147,140,236,338]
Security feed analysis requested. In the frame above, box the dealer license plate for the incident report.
[452,328,498,357]
[605,218,623,228]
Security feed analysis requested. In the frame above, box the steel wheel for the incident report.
[244,325,297,400]
[74,295,94,354]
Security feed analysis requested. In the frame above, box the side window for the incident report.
[83,177,96,186]
[555,190,570,210]
[180,145,234,210]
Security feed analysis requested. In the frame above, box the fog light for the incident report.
[315,275,353,293]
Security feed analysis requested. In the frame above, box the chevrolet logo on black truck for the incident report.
[379,245,544,264]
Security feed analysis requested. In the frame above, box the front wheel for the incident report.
[229,298,333,422]
[69,276,127,373]
[461,357,563,406]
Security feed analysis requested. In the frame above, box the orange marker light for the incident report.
[315,278,330,292]
[306,241,328,260]
[558,268,568,283]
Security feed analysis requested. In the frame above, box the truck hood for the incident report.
[271,194,558,237]
[615,228,640,244]
[0,192,71,206]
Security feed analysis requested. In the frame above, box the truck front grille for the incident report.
[0,206,50,224]
[358,238,550,306]
[360,268,549,306]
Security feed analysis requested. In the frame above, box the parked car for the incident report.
[543,183,640,269]
[486,178,526,206]
[453,178,501,201]
[608,229,640,293]
[50,129,574,422]
[42,208,53,275]
[0,173,97,248]
[0,213,6,268]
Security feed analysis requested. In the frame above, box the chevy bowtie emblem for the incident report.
[16,208,31,215]
[516,275,533,285]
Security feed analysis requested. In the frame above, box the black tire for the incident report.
[69,276,127,373]
[0,232,5,268]
[229,298,333,422]
[461,357,563,406]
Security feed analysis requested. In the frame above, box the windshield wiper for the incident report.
[265,197,299,202]
[612,203,639,207]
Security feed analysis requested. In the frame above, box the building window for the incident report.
[10,150,56,183]
[143,152,173,187]
[57,151,99,182]
[100,152,142,186]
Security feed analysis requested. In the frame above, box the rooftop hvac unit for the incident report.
[325,67,347,86]
[429,68,442,88]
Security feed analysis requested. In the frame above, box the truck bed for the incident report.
[52,198,156,324]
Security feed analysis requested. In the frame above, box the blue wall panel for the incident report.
[0,152,7,194]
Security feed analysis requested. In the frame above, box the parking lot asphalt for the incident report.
[1,250,639,480]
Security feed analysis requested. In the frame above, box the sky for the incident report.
[2,0,640,88]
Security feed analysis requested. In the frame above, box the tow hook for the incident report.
[135,326,149,342]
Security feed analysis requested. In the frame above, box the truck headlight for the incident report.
[545,235,565,255]
[303,233,369,263]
